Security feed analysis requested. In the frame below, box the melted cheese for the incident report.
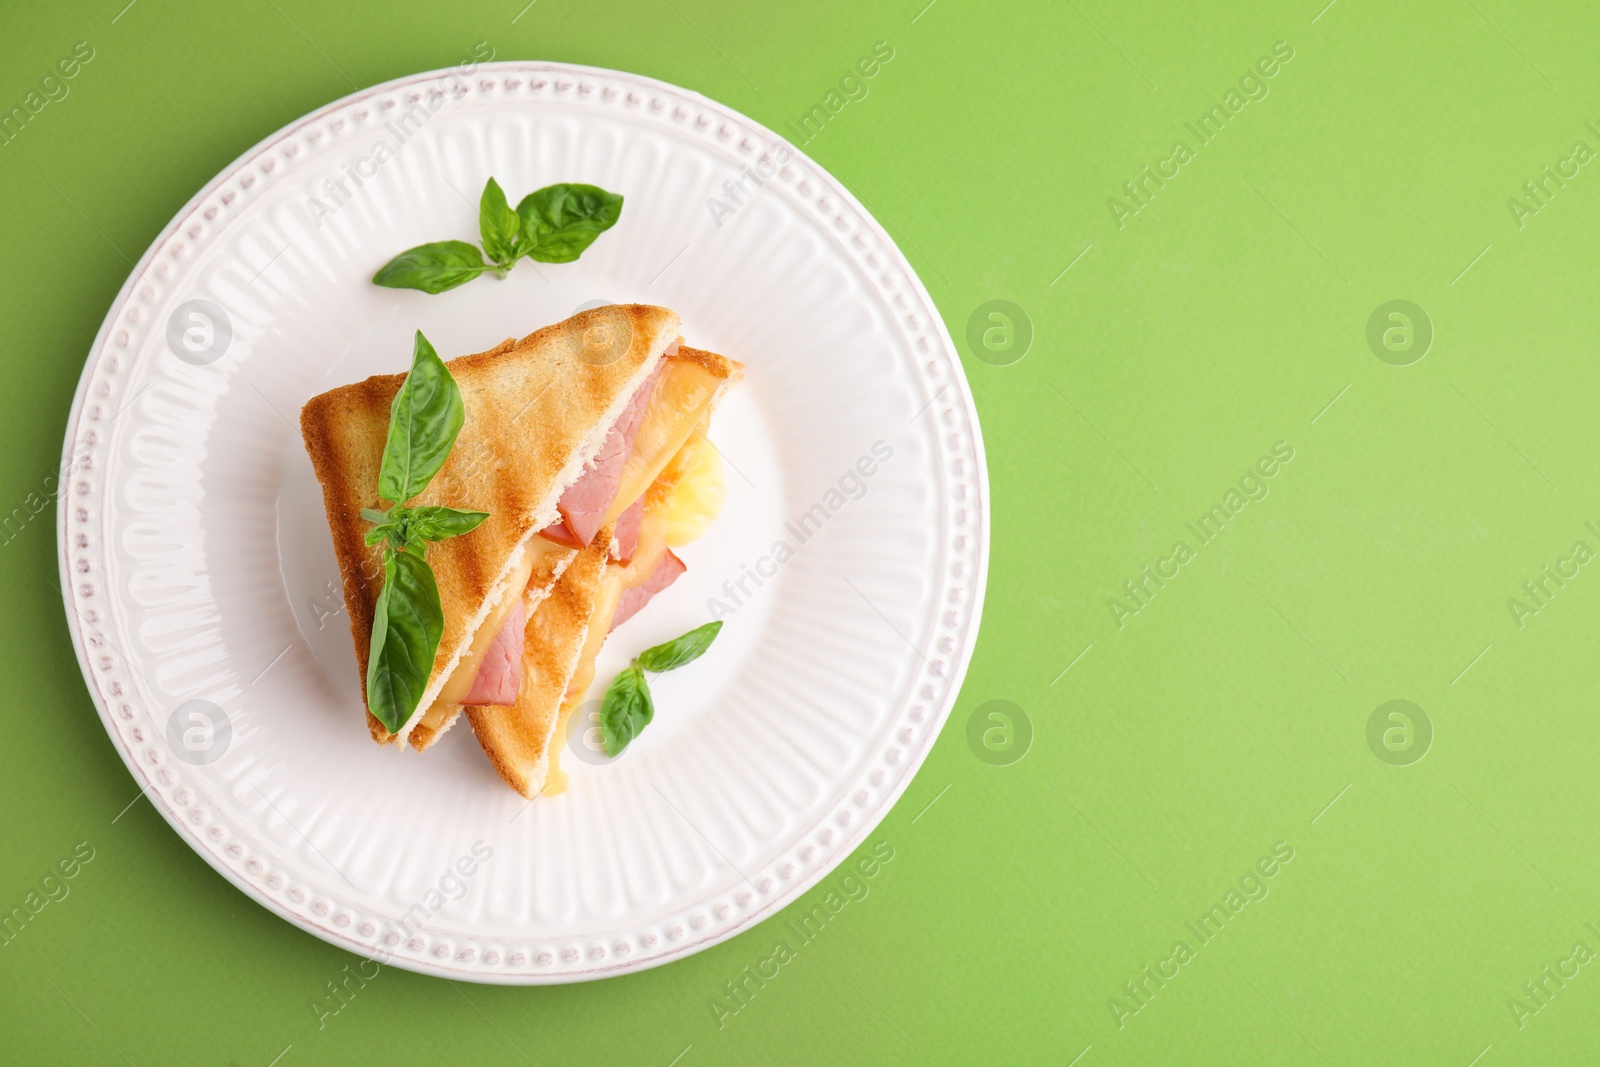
[600,359,723,530]
[412,538,553,733]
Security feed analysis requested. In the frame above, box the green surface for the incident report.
[3,0,1599,1063]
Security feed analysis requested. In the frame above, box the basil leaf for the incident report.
[372,241,490,294]
[364,524,395,547]
[366,549,444,734]
[478,178,521,268]
[516,184,624,263]
[600,664,654,757]
[407,505,488,542]
[377,332,465,504]
[637,621,723,673]
[360,507,391,525]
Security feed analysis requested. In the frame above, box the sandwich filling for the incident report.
[541,406,723,793]
[411,539,554,734]
[427,344,727,727]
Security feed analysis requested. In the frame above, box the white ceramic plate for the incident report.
[58,62,986,982]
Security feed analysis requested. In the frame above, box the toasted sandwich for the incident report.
[467,345,742,797]
[300,304,682,748]
[300,306,743,798]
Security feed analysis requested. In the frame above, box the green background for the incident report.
[4,0,1599,1062]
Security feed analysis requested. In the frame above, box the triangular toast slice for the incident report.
[299,305,680,746]
[465,527,615,797]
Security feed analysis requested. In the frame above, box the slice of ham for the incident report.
[612,497,644,564]
[610,551,686,632]
[541,352,673,548]
[538,520,583,549]
[463,598,525,706]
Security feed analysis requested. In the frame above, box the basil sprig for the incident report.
[373,178,624,294]
[364,331,489,734]
[600,621,722,757]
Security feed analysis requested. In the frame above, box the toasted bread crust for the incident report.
[671,345,741,383]
[299,305,680,744]
[466,530,614,797]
